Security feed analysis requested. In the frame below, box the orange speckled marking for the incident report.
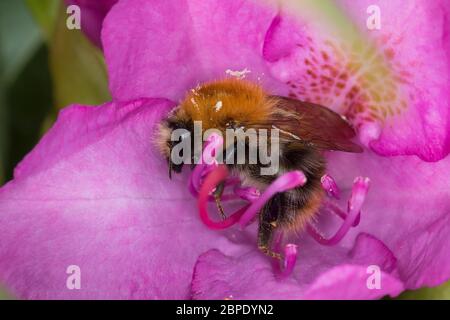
[288,35,410,128]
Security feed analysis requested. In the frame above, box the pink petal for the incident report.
[302,265,404,300]
[263,0,450,161]
[326,151,450,290]
[2,0,448,300]
[103,0,450,160]
[0,99,243,299]
[191,151,450,298]
[333,0,450,161]
[191,233,404,299]
[102,0,288,102]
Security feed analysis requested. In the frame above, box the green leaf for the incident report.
[25,1,111,110]
[48,3,111,110]
[4,45,53,181]
[0,0,111,181]
[25,0,59,40]
[0,0,44,184]
[0,0,42,85]
[0,91,5,184]
[0,286,14,300]
[396,281,450,300]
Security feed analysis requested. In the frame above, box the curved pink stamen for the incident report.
[189,133,224,197]
[349,177,370,211]
[307,176,370,246]
[201,133,223,165]
[271,232,298,279]
[276,244,298,279]
[321,174,340,199]
[323,201,360,227]
[239,171,307,228]
[198,165,248,229]
[188,164,205,197]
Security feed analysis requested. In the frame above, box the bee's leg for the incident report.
[258,194,282,260]
[258,221,281,260]
[212,181,226,220]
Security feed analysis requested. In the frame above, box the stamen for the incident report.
[320,174,340,199]
[307,176,370,245]
[276,244,298,279]
[197,165,249,229]
[238,171,307,228]
[188,133,224,197]
[323,201,360,227]
[201,133,223,165]
[188,163,205,197]
[189,133,368,278]
[271,232,298,279]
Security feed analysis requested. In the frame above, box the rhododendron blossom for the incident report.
[0,0,449,299]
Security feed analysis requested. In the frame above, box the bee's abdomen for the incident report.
[279,145,326,231]
[259,179,324,232]
[235,144,326,233]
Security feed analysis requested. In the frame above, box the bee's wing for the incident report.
[268,96,363,153]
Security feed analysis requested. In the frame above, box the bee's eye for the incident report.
[166,125,191,178]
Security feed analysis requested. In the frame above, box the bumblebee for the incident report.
[157,78,362,258]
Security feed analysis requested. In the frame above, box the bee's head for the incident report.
[156,109,193,178]
[156,78,275,178]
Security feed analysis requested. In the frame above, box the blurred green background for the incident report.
[0,0,448,300]
[0,0,109,185]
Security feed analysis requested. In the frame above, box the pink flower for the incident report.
[0,0,449,299]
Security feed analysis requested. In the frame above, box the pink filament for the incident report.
[189,133,225,197]
[307,176,370,246]
[277,244,298,278]
[271,232,298,278]
[197,165,249,229]
[188,163,206,197]
[323,201,360,227]
[238,171,307,228]
[194,133,251,229]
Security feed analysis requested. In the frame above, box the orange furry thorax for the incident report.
[178,78,275,132]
